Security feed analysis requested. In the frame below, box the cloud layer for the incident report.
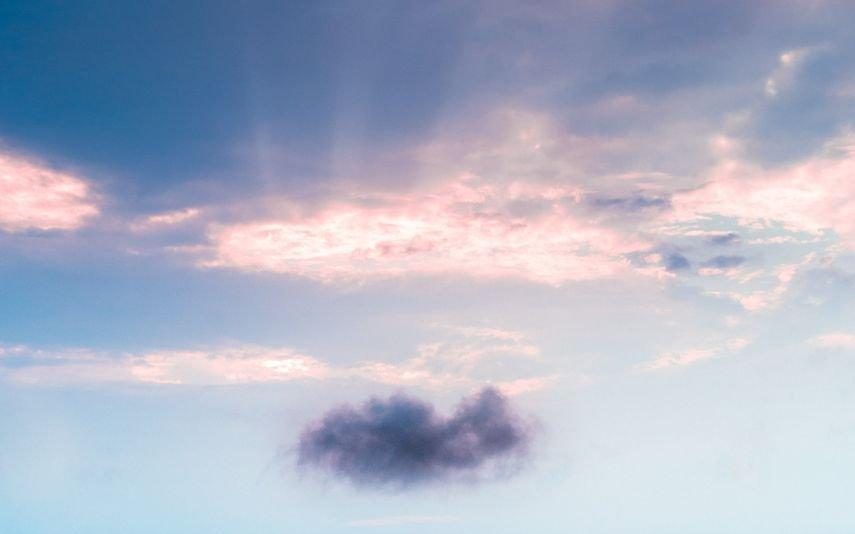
[296,387,532,487]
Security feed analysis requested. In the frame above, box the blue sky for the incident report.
[2,1,855,532]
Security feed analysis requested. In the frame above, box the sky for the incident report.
[1,1,855,532]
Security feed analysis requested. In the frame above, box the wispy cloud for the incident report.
[706,252,818,311]
[0,344,329,386]
[131,207,201,232]
[764,47,819,98]
[0,326,556,393]
[637,338,750,371]
[809,332,855,349]
[349,325,552,394]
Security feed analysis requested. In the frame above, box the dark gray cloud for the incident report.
[664,252,691,272]
[703,255,746,269]
[707,232,740,246]
[296,387,532,488]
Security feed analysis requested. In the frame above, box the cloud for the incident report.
[663,252,691,272]
[345,325,559,395]
[296,387,532,487]
[0,150,99,232]
[171,104,852,305]
[128,348,330,385]
[187,110,678,285]
[702,255,746,269]
[352,332,541,390]
[0,326,556,393]
[590,194,671,212]
[764,47,817,98]
[493,375,560,396]
[131,207,201,232]
[809,332,855,349]
[638,338,750,371]
[436,324,527,342]
[669,132,855,246]
[201,173,651,285]
[0,343,329,386]
[706,252,818,311]
[707,232,740,246]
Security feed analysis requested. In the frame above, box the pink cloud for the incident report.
[809,332,855,349]
[492,375,560,396]
[0,344,329,386]
[704,251,818,312]
[132,207,201,232]
[670,133,855,246]
[203,174,648,284]
[129,347,330,385]
[0,151,99,232]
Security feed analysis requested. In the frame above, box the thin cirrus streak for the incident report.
[0,344,330,386]
[637,338,750,371]
[202,174,650,284]
[131,207,201,232]
[0,150,99,232]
